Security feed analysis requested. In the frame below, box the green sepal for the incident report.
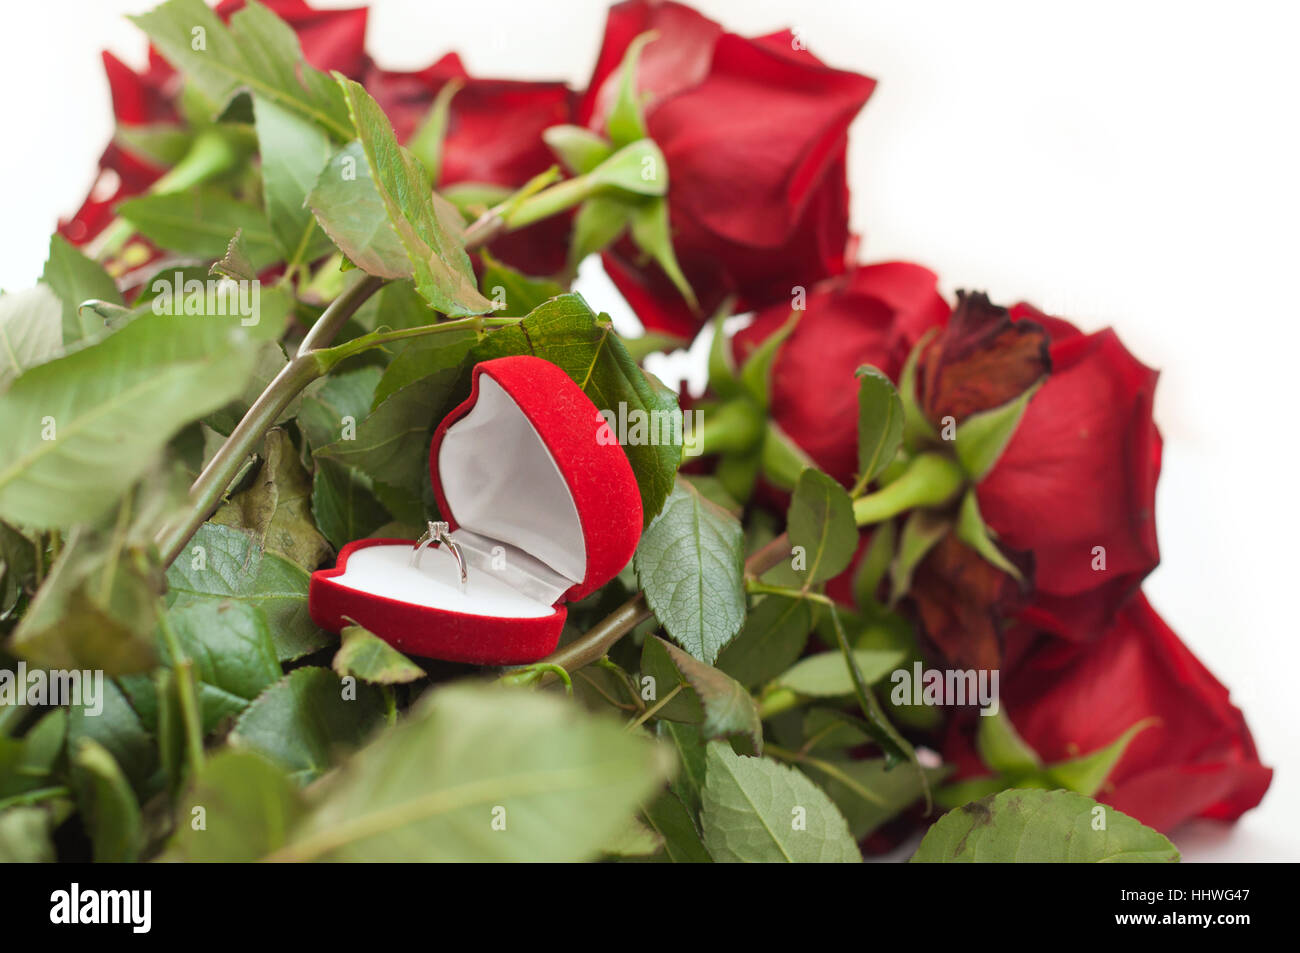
[955,379,1043,481]
[739,311,799,409]
[954,489,1024,583]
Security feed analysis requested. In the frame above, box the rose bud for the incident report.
[581,0,877,339]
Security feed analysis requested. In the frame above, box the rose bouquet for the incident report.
[0,0,1269,863]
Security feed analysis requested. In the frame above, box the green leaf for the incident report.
[716,595,813,689]
[479,252,565,318]
[639,634,708,723]
[254,94,334,269]
[0,286,63,394]
[0,312,256,528]
[314,376,446,526]
[955,381,1042,481]
[802,703,920,756]
[408,78,462,183]
[297,364,382,451]
[42,234,122,344]
[167,749,302,861]
[854,365,904,491]
[118,188,281,267]
[231,667,385,784]
[683,475,742,515]
[543,124,614,176]
[307,142,412,280]
[162,601,283,732]
[641,791,712,863]
[641,636,761,752]
[0,709,65,799]
[166,523,330,662]
[9,527,161,675]
[333,624,425,685]
[634,481,746,664]
[953,488,1023,582]
[71,738,143,862]
[371,326,473,406]
[211,428,332,571]
[67,680,159,798]
[933,776,1010,811]
[606,32,656,147]
[700,741,860,862]
[0,521,35,617]
[311,460,390,550]
[787,468,857,586]
[276,682,674,861]
[114,122,194,166]
[300,368,392,546]
[335,76,493,316]
[774,648,906,698]
[475,294,683,524]
[154,661,202,794]
[802,757,951,840]
[911,789,1180,863]
[657,720,707,817]
[130,0,351,139]
[601,813,664,857]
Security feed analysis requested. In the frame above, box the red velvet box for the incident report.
[308,355,643,665]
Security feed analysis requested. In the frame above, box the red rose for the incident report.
[902,294,1160,661]
[582,0,876,339]
[976,304,1162,642]
[943,593,1272,832]
[60,51,179,245]
[740,283,1160,665]
[733,262,950,486]
[67,0,575,277]
[64,0,371,247]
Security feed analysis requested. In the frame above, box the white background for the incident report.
[1,1,1296,861]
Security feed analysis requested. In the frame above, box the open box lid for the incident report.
[428,355,643,603]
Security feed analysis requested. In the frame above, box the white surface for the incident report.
[438,373,586,585]
[2,1,1296,860]
[332,543,556,618]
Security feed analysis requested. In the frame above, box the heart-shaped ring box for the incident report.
[308,355,643,665]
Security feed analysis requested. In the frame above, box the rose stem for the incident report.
[153,203,517,568]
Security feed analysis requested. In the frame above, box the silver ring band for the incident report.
[410,520,468,585]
